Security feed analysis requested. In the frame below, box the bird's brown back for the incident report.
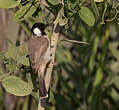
[28,36,49,72]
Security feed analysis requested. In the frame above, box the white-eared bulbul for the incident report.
[28,23,51,99]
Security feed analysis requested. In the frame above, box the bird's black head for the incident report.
[31,23,49,36]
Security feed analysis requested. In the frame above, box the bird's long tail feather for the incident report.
[38,70,48,98]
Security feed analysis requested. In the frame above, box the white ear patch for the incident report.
[33,28,42,36]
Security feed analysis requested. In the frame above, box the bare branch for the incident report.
[45,23,59,91]
[38,23,59,110]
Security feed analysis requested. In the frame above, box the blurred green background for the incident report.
[0,1,119,110]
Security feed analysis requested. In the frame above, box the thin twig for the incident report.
[61,38,91,45]
[101,3,107,24]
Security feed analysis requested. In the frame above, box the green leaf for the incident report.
[109,88,119,102]
[32,6,42,19]
[5,45,18,59]
[90,67,103,110]
[54,7,68,26]
[109,43,119,60]
[17,55,29,66]
[16,46,29,66]
[26,73,40,101]
[2,76,32,96]
[89,34,99,72]
[78,6,95,26]
[0,0,20,8]
[0,74,6,81]
[112,75,119,90]
[14,2,36,22]
[6,59,18,73]
[90,0,100,17]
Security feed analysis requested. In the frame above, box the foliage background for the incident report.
[0,0,119,110]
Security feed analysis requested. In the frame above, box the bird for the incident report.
[28,23,51,99]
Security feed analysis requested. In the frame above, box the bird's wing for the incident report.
[28,36,49,97]
[28,36,49,72]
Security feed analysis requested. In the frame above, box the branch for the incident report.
[61,38,91,45]
[38,23,59,110]
[45,23,59,91]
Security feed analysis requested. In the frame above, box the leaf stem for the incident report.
[61,38,91,45]
[101,3,107,24]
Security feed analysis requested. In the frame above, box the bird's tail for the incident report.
[38,70,48,98]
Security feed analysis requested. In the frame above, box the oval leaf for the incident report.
[14,3,36,22]
[78,6,95,26]
[0,0,20,8]
[2,76,32,96]
[5,45,18,59]
[54,7,68,26]
[17,55,29,66]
